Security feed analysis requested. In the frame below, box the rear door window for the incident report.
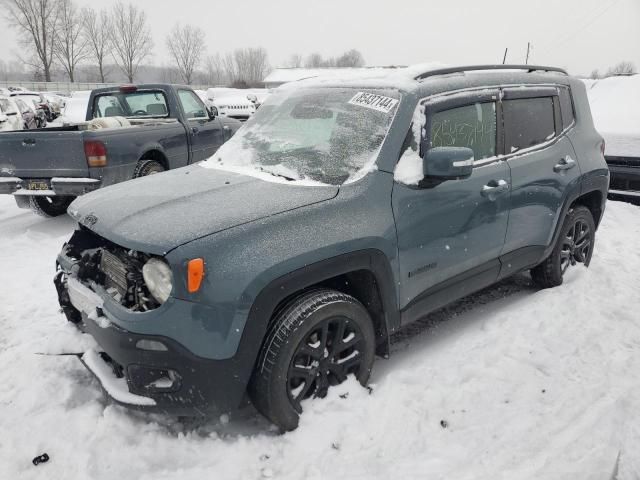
[430,102,497,160]
[558,87,575,130]
[503,97,556,153]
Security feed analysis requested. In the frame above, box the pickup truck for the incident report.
[0,84,241,216]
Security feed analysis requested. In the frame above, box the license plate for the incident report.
[26,180,49,191]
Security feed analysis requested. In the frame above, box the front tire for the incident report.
[29,195,75,217]
[531,205,595,288]
[249,289,375,431]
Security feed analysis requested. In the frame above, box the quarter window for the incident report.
[430,102,496,160]
[503,97,556,153]
[558,87,575,130]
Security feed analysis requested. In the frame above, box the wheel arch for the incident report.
[138,148,169,170]
[543,176,607,259]
[242,249,399,372]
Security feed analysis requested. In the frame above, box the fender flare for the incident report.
[543,174,608,259]
[231,249,399,394]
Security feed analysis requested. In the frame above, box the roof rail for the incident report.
[414,64,568,81]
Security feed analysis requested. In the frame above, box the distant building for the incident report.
[263,66,407,89]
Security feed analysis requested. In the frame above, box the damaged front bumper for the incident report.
[54,246,250,416]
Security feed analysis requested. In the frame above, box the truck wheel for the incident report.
[249,289,375,431]
[29,196,75,217]
[531,205,595,288]
[133,160,165,178]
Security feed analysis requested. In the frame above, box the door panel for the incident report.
[188,118,224,162]
[393,161,511,311]
[503,137,579,252]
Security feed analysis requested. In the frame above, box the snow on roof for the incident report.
[586,74,640,156]
[263,66,415,84]
[265,63,449,92]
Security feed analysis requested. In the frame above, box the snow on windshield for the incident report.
[201,87,400,185]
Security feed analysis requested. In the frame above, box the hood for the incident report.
[69,165,338,255]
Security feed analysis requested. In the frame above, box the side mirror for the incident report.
[423,146,474,180]
[208,106,218,120]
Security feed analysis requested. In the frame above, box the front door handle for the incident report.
[481,179,509,199]
[554,156,576,172]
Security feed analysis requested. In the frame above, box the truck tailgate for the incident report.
[0,130,89,178]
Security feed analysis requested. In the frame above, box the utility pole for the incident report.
[525,42,531,64]
[502,48,508,64]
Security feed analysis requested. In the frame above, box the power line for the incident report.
[537,0,621,57]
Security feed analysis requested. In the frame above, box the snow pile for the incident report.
[586,75,640,157]
[1,195,640,479]
[394,103,425,185]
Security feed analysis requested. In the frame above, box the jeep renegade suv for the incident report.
[55,65,609,431]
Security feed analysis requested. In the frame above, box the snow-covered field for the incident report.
[1,195,639,479]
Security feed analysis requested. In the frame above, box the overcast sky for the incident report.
[1,0,638,76]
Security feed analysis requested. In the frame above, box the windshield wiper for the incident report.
[257,167,296,181]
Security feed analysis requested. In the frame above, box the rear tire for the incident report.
[133,159,165,178]
[531,205,595,288]
[249,289,375,431]
[28,195,75,217]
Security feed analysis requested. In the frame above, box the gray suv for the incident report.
[55,65,609,431]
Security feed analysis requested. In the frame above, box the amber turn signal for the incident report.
[187,258,205,293]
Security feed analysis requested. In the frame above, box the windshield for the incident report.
[202,87,400,185]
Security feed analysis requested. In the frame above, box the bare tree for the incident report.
[166,23,205,84]
[203,53,225,85]
[605,61,636,77]
[335,49,365,68]
[110,2,153,83]
[304,52,324,68]
[54,0,88,82]
[81,7,112,82]
[286,53,303,68]
[589,69,600,80]
[3,0,60,81]
[219,48,270,87]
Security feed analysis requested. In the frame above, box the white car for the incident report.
[205,87,257,121]
[0,96,24,131]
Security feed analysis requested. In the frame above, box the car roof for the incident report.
[285,64,575,97]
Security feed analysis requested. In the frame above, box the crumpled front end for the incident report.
[54,226,251,415]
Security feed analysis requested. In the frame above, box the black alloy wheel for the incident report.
[287,315,367,412]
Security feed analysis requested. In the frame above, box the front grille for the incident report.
[100,249,128,297]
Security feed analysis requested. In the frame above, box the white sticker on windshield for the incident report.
[348,92,398,113]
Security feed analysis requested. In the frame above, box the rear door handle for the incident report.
[554,156,576,172]
[22,138,36,146]
[191,127,199,134]
[481,179,509,199]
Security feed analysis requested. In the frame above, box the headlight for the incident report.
[142,258,173,304]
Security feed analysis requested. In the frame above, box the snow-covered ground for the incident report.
[1,195,639,479]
